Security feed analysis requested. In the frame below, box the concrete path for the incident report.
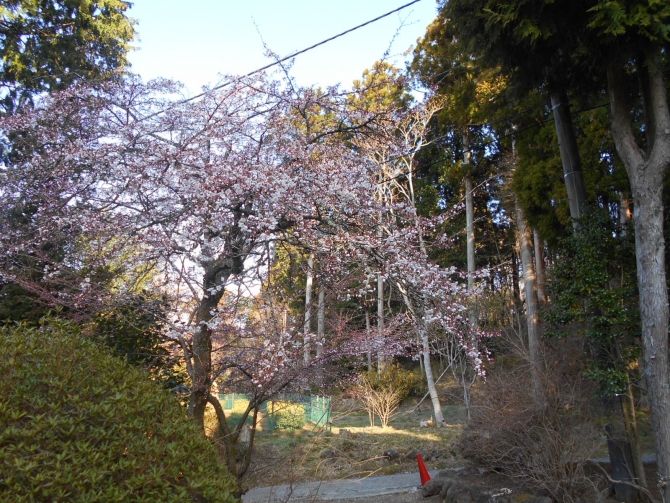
[243,471,439,502]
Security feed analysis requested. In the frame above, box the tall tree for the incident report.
[602,16,670,503]
[443,0,670,497]
[515,202,542,400]
[0,0,135,113]
[444,0,591,219]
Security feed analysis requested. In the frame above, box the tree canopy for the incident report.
[0,0,135,112]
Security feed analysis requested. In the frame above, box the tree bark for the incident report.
[550,86,588,220]
[190,260,235,430]
[420,325,446,426]
[190,207,248,429]
[365,310,372,373]
[533,229,547,303]
[608,47,670,502]
[516,203,542,400]
[463,129,476,294]
[463,129,478,347]
[621,380,648,491]
[377,271,384,370]
[304,253,314,364]
[398,285,446,426]
[316,287,325,358]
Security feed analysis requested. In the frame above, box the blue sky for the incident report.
[127,0,439,94]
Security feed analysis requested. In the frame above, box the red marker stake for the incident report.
[417,453,431,486]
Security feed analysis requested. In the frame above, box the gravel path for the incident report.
[242,471,439,502]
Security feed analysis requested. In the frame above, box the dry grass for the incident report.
[243,397,467,489]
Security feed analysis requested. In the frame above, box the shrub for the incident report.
[0,318,238,502]
[267,401,306,430]
[353,364,421,428]
[459,364,605,503]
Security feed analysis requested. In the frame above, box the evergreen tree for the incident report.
[0,0,135,113]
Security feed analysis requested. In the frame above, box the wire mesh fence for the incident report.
[218,392,331,431]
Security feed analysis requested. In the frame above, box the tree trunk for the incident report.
[398,285,446,426]
[316,287,325,358]
[365,310,372,373]
[304,253,314,364]
[191,301,215,430]
[516,203,542,400]
[465,172,477,327]
[608,47,670,503]
[463,130,478,355]
[549,86,588,221]
[377,271,384,370]
[420,326,446,426]
[190,261,234,429]
[621,380,647,491]
[533,229,547,303]
[511,244,521,309]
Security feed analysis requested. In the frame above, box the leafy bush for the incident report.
[0,318,238,502]
[267,401,306,430]
[353,364,422,428]
[545,208,640,398]
[362,364,424,398]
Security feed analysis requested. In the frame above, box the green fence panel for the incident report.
[309,396,331,427]
[218,393,250,410]
[220,393,330,431]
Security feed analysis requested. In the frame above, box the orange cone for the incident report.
[417,453,431,486]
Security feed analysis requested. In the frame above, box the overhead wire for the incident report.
[136,0,425,123]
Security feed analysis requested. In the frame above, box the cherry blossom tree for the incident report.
[0,71,489,481]
[349,82,491,424]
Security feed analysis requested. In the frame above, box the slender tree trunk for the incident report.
[533,229,547,303]
[365,310,372,373]
[516,203,542,401]
[621,380,648,491]
[304,253,314,364]
[511,245,521,309]
[420,325,446,426]
[316,287,325,358]
[419,337,425,377]
[377,271,384,370]
[608,47,670,502]
[398,286,446,426]
[463,130,477,332]
[549,86,588,220]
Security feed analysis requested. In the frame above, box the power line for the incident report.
[137,0,424,122]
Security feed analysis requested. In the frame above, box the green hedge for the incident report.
[267,401,306,430]
[0,318,238,502]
